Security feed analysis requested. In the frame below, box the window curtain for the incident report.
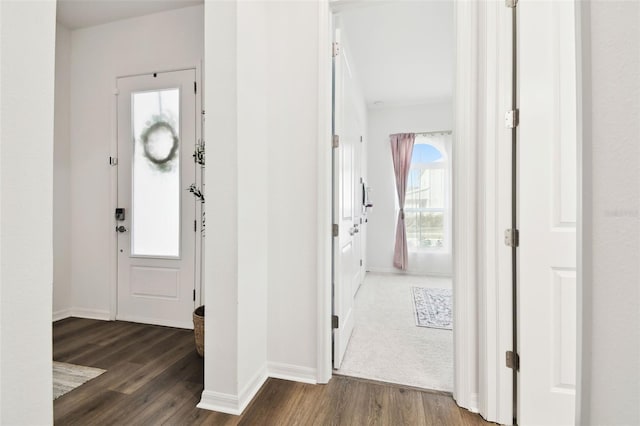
[390,133,416,270]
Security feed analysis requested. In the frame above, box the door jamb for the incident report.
[109,65,204,321]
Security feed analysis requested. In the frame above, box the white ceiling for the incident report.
[57,0,203,30]
[338,1,454,107]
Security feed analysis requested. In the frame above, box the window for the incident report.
[405,140,447,250]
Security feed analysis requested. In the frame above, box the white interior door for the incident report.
[519,1,577,424]
[333,27,358,369]
[116,69,197,329]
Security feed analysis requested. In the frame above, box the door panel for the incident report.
[116,69,197,329]
[519,1,577,424]
[332,27,357,368]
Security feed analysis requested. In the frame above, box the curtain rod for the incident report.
[414,130,453,137]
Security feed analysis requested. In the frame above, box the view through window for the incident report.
[405,141,446,250]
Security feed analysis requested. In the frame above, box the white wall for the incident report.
[366,101,453,276]
[236,0,269,402]
[54,24,72,320]
[0,0,56,423]
[579,2,640,424]
[266,0,321,378]
[68,5,204,317]
[202,0,239,401]
[200,0,269,413]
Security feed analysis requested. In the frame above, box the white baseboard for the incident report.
[197,365,268,416]
[239,365,269,412]
[268,362,318,384]
[69,308,111,321]
[198,363,316,416]
[365,267,453,278]
[52,308,73,322]
[115,314,192,330]
[197,390,242,416]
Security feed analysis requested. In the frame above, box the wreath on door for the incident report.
[140,120,179,172]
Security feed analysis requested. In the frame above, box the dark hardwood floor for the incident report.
[54,318,494,425]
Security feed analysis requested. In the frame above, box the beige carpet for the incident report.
[53,361,106,400]
[335,273,453,392]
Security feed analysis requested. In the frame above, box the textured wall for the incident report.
[580,2,640,424]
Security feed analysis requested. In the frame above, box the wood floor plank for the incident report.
[54,319,495,426]
[386,387,429,425]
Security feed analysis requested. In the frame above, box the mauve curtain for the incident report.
[390,133,415,270]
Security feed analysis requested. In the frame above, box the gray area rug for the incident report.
[53,361,106,400]
[412,287,453,329]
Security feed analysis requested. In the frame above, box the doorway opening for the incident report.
[330,1,455,393]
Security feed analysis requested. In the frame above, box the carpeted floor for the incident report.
[335,273,453,392]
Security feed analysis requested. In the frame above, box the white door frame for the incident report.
[108,65,204,322]
[315,1,515,424]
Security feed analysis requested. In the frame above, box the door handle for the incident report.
[116,225,128,233]
[349,227,356,236]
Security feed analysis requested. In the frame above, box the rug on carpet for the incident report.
[412,287,453,330]
[53,361,106,400]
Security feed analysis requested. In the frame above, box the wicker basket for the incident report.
[193,306,205,357]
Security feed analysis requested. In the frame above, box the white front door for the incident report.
[519,1,577,424]
[116,69,197,329]
[332,27,359,368]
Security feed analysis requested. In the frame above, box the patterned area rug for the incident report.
[53,361,106,400]
[412,287,453,330]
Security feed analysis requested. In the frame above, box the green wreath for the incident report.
[140,121,179,171]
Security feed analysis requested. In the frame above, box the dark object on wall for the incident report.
[193,305,205,357]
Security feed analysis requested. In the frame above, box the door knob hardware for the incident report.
[116,225,128,233]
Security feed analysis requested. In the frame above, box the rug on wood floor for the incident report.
[53,361,106,400]
[412,287,453,330]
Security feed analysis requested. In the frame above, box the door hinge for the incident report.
[505,109,520,128]
[360,136,363,143]
[332,134,339,148]
[506,351,520,370]
[194,220,197,232]
[332,315,339,329]
[332,224,339,237]
[109,157,118,166]
[332,42,340,58]
[360,259,363,267]
[194,81,197,94]
[504,229,519,247]
[506,0,518,8]
[193,289,196,301]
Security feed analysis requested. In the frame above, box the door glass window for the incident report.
[131,89,181,257]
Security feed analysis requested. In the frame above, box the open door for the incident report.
[332,26,359,368]
[519,1,577,424]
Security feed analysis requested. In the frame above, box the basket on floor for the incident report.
[193,305,205,357]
